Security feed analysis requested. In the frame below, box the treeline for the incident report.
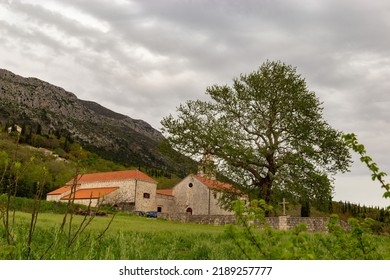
[140,166,172,179]
[331,200,390,223]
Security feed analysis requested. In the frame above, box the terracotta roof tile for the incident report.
[61,187,119,200]
[194,175,238,192]
[66,170,157,185]
[47,186,72,195]
[156,189,173,196]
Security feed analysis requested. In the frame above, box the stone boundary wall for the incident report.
[158,213,351,232]
[266,216,350,232]
[158,213,236,225]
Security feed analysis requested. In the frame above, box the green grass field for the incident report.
[2,211,390,260]
[0,211,242,260]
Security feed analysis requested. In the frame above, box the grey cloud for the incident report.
[1,0,390,207]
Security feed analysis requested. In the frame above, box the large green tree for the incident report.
[161,61,351,207]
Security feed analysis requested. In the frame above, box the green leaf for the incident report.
[383,191,390,199]
[369,163,379,173]
[360,156,372,164]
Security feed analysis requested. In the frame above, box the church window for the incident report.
[143,193,150,199]
[188,183,193,188]
[157,206,162,212]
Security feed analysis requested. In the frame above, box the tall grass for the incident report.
[2,211,390,260]
[0,211,242,260]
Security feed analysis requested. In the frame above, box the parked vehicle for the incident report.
[146,211,157,218]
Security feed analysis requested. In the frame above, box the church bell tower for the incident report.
[197,152,216,180]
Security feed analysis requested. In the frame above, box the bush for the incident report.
[0,194,82,214]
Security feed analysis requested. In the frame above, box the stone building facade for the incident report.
[161,174,236,216]
[152,153,240,216]
[46,170,158,211]
[155,189,175,214]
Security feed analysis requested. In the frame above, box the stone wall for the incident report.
[156,193,175,214]
[158,213,236,225]
[158,214,351,231]
[266,216,332,232]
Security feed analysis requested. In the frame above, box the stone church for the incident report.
[155,174,236,215]
[46,161,240,216]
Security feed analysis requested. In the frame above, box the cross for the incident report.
[279,198,289,216]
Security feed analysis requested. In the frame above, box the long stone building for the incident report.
[46,169,239,215]
[46,170,158,212]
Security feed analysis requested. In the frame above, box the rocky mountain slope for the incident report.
[0,68,193,174]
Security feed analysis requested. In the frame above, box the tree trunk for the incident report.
[255,176,273,217]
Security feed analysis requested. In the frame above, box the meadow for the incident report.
[1,210,390,260]
[0,211,243,260]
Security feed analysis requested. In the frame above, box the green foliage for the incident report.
[343,133,390,205]
[0,139,74,197]
[162,60,351,206]
[0,194,74,214]
[225,199,317,260]
[226,200,390,260]
[322,215,382,259]
[0,130,128,197]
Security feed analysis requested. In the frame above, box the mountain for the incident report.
[0,68,194,175]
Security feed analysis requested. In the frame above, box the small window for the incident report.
[143,193,150,199]
[157,206,162,213]
[188,183,193,188]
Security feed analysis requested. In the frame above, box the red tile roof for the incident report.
[194,175,238,192]
[61,187,119,200]
[66,170,157,185]
[47,186,72,195]
[156,189,173,196]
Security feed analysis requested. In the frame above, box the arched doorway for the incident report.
[186,207,193,215]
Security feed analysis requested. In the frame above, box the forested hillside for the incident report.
[0,128,181,197]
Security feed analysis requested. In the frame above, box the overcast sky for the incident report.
[1,0,389,208]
